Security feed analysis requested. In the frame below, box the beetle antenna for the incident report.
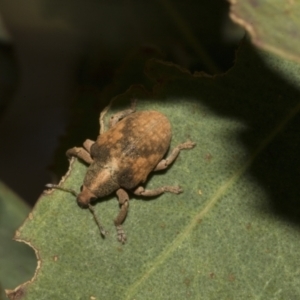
[46,183,107,237]
[45,184,78,197]
[88,204,107,236]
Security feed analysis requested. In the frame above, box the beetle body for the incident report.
[60,100,195,243]
[82,111,171,202]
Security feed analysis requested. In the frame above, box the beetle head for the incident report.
[77,185,97,207]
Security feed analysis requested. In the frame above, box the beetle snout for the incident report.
[77,185,97,208]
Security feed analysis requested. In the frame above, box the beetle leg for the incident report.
[109,99,137,128]
[83,139,95,153]
[66,139,95,164]
[133,185,183,197]
[66,147,93,164]
[153,140,196,171]
[114,188,130,243]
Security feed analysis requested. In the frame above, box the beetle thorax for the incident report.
[83,162,120,198]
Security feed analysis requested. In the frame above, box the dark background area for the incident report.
[0,0,243,205]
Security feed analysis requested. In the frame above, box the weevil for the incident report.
[47,100,195,243]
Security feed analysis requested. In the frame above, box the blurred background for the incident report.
[0,0,243,206]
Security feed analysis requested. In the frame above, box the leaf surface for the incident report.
[0,182,36,300]
[8,40,300,299]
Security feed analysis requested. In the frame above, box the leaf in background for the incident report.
[7,39,300,299]
[229,0,300,63]
[0,182,36,300]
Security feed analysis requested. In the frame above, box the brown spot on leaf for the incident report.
[205,153,212,162]
[160,222,166,229]
[6,286,25,300]
[209,272,215,279]
[228,274,235,282]
[183,276,193,287]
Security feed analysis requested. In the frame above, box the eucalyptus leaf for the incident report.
[7,40,300,299]
[0,182,36,300]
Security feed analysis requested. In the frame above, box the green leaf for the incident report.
[0,182,36,300]
[229,0,300,63]
[7,40,300,299]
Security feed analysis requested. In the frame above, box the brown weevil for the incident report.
[47,99,195,243]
